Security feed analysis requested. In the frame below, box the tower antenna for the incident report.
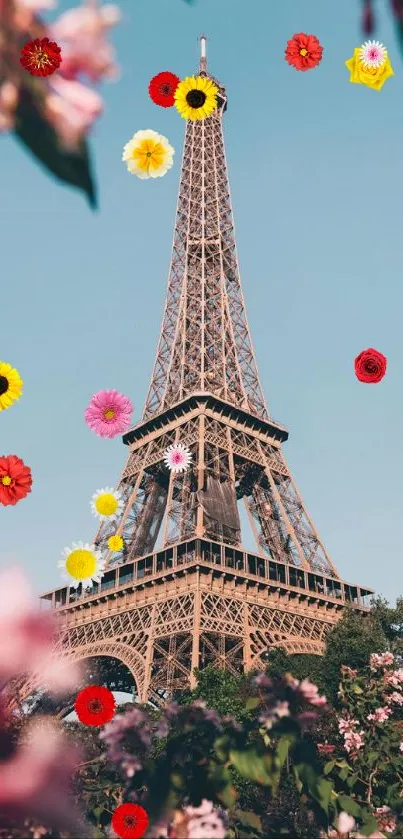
[199,34,207,73]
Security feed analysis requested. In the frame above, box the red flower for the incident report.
[74,685,116,726]
[20,37,62,77]
[354,348,387,383]
[285,33,323,71]
[317,743,336,755]
[0,455,32,506]
[149,71,180,107]
[111,804,149,839]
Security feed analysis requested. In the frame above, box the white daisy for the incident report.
[90,487,124,521]
[163,443,192,473]
[58,541,105,589]
[359,40,387,68]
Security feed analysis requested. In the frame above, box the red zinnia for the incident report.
[74,685,116,726]
[20,37,62,77]
[285,33,323,71]
[0,455,32,506]
[111,804,149,839]
[354,348,387,384]
[148,71,180,107]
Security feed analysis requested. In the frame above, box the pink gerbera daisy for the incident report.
[359,40,387,68]
[84,389,133,439]
[163,443,192,473]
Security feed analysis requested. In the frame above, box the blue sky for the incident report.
[1,0,402,604]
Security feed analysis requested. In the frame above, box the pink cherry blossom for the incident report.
[297,678,327,706]
[387,691,403,705]
[45,76,103,149]
[184,801,226,839]
[0,82,17,133]
[367,706,392,723]
[343,730,365,753]
[370,652,395,670]
[51,3,121,83]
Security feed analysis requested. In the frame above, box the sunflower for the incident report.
[174,75,218,121]
[122,129,174,179]
[59,542,105,589]
[0,361,23,411]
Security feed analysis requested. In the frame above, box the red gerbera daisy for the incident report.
[0,455,32,506]
[74,685,116,726]
[20,37,62,77]
[111,804,149,839]
[148,71,180,107]
[285,33,323,71]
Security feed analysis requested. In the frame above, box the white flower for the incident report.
[58,541,105,588]
[90,486,124,520]
[163,443,192,473]
[359,40,387,68]
[337,811,356,834]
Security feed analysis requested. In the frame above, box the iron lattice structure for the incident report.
[34,38,373,709]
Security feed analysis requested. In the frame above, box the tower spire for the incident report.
[199,34,207,73]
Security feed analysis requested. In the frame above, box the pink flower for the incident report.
[163,443,192,473]
[184,801,226,839]
[400,741,403,752]
[0,716,86,834]
[388,691,403,705]
[17,0,56,8]
[45,76,103,149]
[375,807,397,834]
[0,568,79,694]
[51,3,120,83]
[344,730,365,753]
[317,743,336,755]
[0,82,18,133]
[370,652,395,670]
[84,389,133,438]
[338,716,359,734]
[297,678,327,706]
[367,706,392,723]
[337,812,355,834]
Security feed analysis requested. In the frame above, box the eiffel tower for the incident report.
[35,37,373,708]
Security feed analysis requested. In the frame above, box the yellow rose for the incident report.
[345,48,394,90]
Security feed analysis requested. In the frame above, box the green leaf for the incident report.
[359,812,379,836]
[14,87,97,208]
[353,685,364,694]
[245,697,261,711]
[229,749,273,786]
[338,766,350,781]
[337,794,362,817]
[276,736,292,769]
[233,810,262,830]
[295,764,333,814]
[217,782,237,809]
[323,761,336,775]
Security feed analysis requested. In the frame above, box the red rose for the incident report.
[354,348,387,383]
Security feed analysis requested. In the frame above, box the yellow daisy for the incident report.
[174,75,218,121]
[0,361,23,411]
[58,541,105,589]
[91,487,124,521]
[122,129,174,179]
[345,47,394,91]
[108,534,124,552]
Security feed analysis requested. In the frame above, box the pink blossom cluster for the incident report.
[297,678,327,707]
[383,668,403,688]
[374,806,397,835]
[181,800,226,839]
[338,716,365,754]
[369,652,395,671]
[0,0,120,148]
[367,706,392,724]
[0,568,84,833]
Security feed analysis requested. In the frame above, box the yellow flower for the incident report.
[122,129,174,179]
[345,48,394,90]
[108,534,124,552]
[174,75,218,121]
[0,361,23,411]
[58,542,105,589]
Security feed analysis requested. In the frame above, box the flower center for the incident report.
[124,816,137,828]
[146,151,152,157]
[173,452,183,463]
[33,49,51,68]
[88,698,103,714]
[186,89,207,109]
[0,376,9,396]
[365,360,378,372]
[160,83,171,95]
[299,48,308,56]
[104,408,115,420]
[95,493,118,516]
[65,549,97,580]
[1,475,11,486]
